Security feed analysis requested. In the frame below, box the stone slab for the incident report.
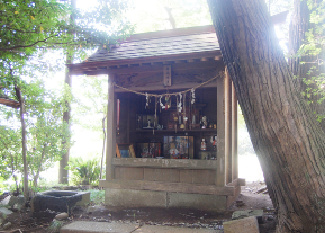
[138,225,217,232]
[223,216,259,233]
[0,207,13,216]
[61,221,137,233]
[0,195,10,205]
[60,221,218,233]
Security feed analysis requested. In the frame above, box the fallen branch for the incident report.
[0,97,20,108]
[255,186,268,194]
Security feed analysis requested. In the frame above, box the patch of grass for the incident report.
[30,186,48,194]
[47,220,64,233]
[88,189,105,204]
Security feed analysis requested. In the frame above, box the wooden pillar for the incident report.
[127,92,130,143]
[106,73,117,180]
[232,82,238,180]
[216,73,226,187]
[225,68,233,184]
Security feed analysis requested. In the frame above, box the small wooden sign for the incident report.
[163,65,172,87]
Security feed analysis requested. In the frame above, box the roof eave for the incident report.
[68,50,222,75]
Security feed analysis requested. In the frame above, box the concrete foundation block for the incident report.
[105,188,166,208]
[8,195,26,206]
[168,193,227,211]
[223,216,259,233]
[105,188,228,211]
[226,186,241,207]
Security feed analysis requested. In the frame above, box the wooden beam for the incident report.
[68,51,222,75]
[110,60,223,75]
[115,82,218,92]
[97,65,108,70]
[112,158,219,169]
[200,57,208,62]
[174,60,184,63]
[99,179,235,196]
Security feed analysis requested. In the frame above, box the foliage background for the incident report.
[1,0,296,188]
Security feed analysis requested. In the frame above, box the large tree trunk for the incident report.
[60,56,71,184]
[59,0,76,184]
[100,116,107,180]
[207,0,325,232]
[15,87,29,201]
[289,0,325,131]
[34,144,47,188]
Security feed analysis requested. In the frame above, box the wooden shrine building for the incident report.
[68,25,245,210]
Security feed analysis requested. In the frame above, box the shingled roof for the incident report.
[87,25,219,63]
[68,12,288,75]
[68,25,221,75]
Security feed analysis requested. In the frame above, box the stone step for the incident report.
[60,221,217,233]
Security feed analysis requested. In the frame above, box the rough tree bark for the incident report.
[207,0,325,232]
[289,0,325,131]
[100,116,107,180]
[59,0,76,184]
[60,56,71,184]
[34,143,47,187]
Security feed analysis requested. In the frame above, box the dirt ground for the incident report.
[0,183,276,233]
